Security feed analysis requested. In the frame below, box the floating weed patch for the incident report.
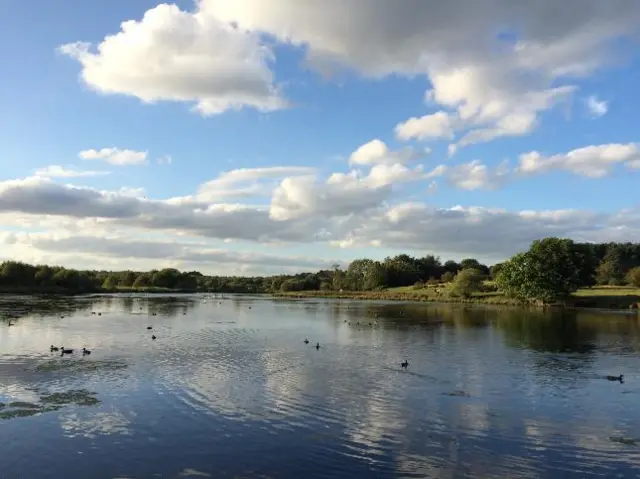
[41,389,99,407]
[0,389,99,421]
[444,390,471,397]
[0,408,43,420]
[609,435,638,446]
[34,359,128,374]
[8,401,41,409]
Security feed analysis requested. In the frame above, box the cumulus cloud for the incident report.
[58,3,287,115]
[517,143,640,178]
[33,165,109,178]
[0,170,639,270]
[15,233,336,270]
[585,95,609,118]
[199,0,638,147]
[79,148,148,166]
[447,160,511,190]
[395,111,458,141]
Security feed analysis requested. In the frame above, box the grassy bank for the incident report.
[0,285,199,296]
[274,285,640,310]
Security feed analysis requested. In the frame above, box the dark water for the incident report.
[2,294,640,478]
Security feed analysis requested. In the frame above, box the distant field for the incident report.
[573,286,640,297]
[275,284,640,310]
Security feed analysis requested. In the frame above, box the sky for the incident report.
[1,0,640,276]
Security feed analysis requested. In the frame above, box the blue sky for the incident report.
[0,0,639,275]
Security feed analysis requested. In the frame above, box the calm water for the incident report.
[1,294,640,478]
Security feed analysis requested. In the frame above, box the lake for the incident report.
[1,294,640,478]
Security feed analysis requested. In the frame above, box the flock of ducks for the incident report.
[48,322,157,357]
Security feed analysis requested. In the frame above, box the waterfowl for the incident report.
[607,374,624,382]
[304,338,309,344]
[152,335,157,340]
[8,322,14,326]
[401,360,409,369]
[315,343,320,350]
[147,326,152,330]
[82,348,91,355]
[50,345,59,352]
[98,313,102,316]
[60,347,73,355]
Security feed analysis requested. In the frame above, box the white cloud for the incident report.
[0,170,639,271]
[349,139,423,166]
[33,165,109,178]
[157,155,173,165]
[394,111,457,141]
[202,0,639,147]
[585,95,609,118]
[58,3,287,115]
[79,148,148,166]
[517,143,640,178]
[447,160,511,190]
[194,166,316,202]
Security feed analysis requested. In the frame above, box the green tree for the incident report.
[489,263,504,280]
[596,246,624,285]
[496,238,582,304]
[450,268,485,298]
[441,271,455,282]
[626,267,640,288]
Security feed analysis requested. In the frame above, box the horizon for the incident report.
[1,1,640,276]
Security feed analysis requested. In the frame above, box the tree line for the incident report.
[0,238,639,303]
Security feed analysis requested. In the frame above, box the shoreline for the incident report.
[273,288,640,311]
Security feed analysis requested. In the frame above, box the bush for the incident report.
[626,267,640,288]
[450,268,485,298]
[441,271,455,283]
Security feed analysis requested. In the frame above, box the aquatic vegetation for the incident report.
[0,389,100,420]
[41,389,100,407]
[35,359,127,374]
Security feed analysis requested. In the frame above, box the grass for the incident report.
[274,283,640,311]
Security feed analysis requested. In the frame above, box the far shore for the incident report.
[274,285,640,311]
[2,284,639,312]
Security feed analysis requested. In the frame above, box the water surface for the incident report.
[1,294,640,478]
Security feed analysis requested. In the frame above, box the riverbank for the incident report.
[0,286,199,295]
[274,285,640,310]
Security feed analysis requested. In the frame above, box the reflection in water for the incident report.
[59,410,131,439]
[1,295,640,477]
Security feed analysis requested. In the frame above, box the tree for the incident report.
[596,246,624,285]
[496,238,582,304]
[626,267,640,288]
[489,263,504,280]
[441,271,455,283]
[451,268,485,298]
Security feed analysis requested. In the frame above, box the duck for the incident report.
[401,360,409,369]
[8,321,15,326]
[50,345,59,352]
[304,338,309,344]
[606,374,624,382]
[147,326,153,330]
[82,348,91,355]
[152,335,157,340]
[315,342,320,350]
[60,347,73,355]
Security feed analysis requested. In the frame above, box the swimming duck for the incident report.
[60,347,73,355]
[147,326,152,330]
[82,348,91,355]
[50,345,59,352]
[607,374,623,382]
[304,338,309,344]
[401,360,409,369]
[315,343,320,350]
[152,335,157,340]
